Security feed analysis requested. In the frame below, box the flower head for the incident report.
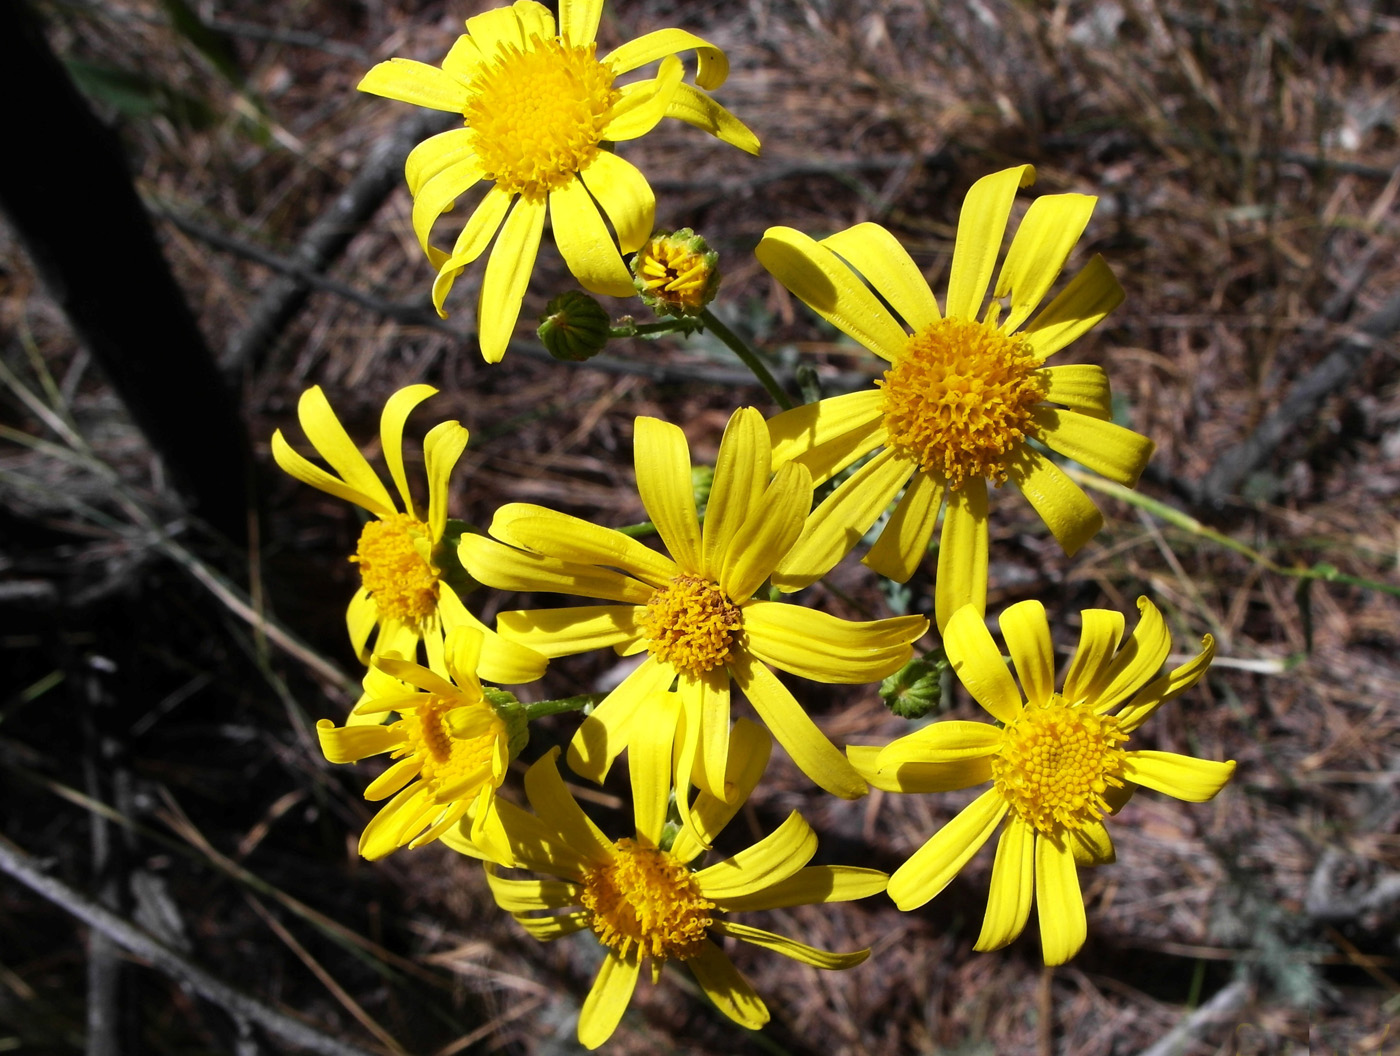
[849,597,1236,964]
[755,166,1155,630]
[271,385,545,688]
[458,407,927,824]
[317,627,527,860]
[358,0,759,362]
[632,227,720,316]
[448,716,885,1048]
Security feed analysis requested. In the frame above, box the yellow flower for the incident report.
[848,597,1236,965]
[270,384,545,688]
[755,166,1155,631]
[448,715,885,1048]
[358,0,759,362]
[458,407,928,816]
[317,627,523,860]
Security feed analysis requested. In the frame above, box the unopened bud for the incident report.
[632,228,720,317]
[538,291,611,361]
[880,656,947,720]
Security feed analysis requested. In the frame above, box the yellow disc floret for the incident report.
[991,694,1129,834]
[464,37,619,198]
[351,513,440,623]
[640,574,742,676]
[396,698,502,800]
[581,838,714,962]
[880,317,1047,489]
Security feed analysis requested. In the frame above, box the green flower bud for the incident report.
[880,656,948,720]
[538,291,611,361]
[632,228,720,317]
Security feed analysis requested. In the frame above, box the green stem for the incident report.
[614,520,656,539]
[699,307,793,411]
[524,693,606,721]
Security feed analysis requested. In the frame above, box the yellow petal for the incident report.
[670,717,771,861]
[523,749,613,858]
[512,909,590,941]
[756,227,909,362]
[887,787,1007,910]
[686,941,769,1029]
[693,811,816,898]
[316,718,400,764]
[477,194,547,363]
[729,650,866,798]
[863,467,944,583]
[566,657,676,784]
[364,757,421,801]
[603,28,729,89]
[412,157,483,262]
[1069,821,1115,866]
[1122,751,1236,802]
[1007,445,1104,556]
[405,126,476,197]
[600,56,683,142]
[743,602,926,683]
[994,193,1097,334]
[1035,832,1086,965]
[770,449,914,593]
[663,83,759,154]
[711,921,869,970]
[874,721,1001,768]
[945,165,1036,321]
[496,604,642,657]
[577,952,640,1050]
[431,185,514,316]
[942,603,1023,725]
[295,386,397,514]
[1086,597,1170,712]
[849,745,994,795]
[271,429,394,519]
[371,654,457,697]
[1034,406,1155,488]
[1062,608,1125,704]
[634,417,702,573]
[560,0,602,46]
[510,0,556,43]
[549,177,635,297]
[999,599,1055,707]
[357,58,469,111]
[489,503,678,586]
[464,5,523,57]
[822,222,941,332]
[934,478,988,634]
[439,35,485,82]
[768,390,886,472]
[1116,633,1215,733]
[974,815,1034,951]
[461,537,652,603]
[378,385,439,515]
[689,668,731,804]
[437,583,549,684]
[630,690,680,846]
[485,870,581,912]
[1021,255,1123,362]
[423,420,468,542]
[701,407,768,581]
[714,865,887,912]
[1037,364,1111,419]
[720,462,812,602]
[579,151,654,255]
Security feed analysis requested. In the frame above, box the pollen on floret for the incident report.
[640,574,742,676]
[581,838,714,962]
[991,694,1129,834]
[880,317,1048,489]
[464,37,619,198]
[351,512,440,623]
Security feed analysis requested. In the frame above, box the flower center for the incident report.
[879,317,1047,489]
[396,698,501,797]
[581,838,714,962]
[635,234,716,314]
[464,37,618,198]
[640,574,742,676]
[991,694,1128,834]
[351,512,440,624]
